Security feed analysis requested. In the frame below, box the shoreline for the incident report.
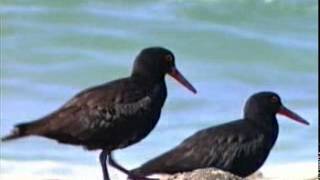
[0,159,317,180]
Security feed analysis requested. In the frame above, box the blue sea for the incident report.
[0,0,318,179]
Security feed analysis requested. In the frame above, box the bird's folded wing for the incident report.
[133,126,263,175]
[38,82,161,142]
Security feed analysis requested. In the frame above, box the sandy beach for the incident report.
[0,159,317,180]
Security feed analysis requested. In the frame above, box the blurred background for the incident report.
[0,0,318,179]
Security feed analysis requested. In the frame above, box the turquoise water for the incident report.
[1,0,318,176]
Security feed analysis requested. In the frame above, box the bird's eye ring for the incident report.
[165,54,173,63]
[271,96,278,103]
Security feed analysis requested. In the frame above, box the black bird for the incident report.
[131,92,309,178]
[1,47,197,180]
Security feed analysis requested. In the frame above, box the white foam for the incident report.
[259,161,318,180]
[0,159,317,180]
[0,159,125,180]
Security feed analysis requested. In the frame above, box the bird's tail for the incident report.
[130,158,166,176]
[1,122,34,142]
[130,167,150,177]
[130,149,181,176]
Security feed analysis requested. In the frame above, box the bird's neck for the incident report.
[247,114,279,133]
[247,115,279,149]
[131,75,168,109]
[131,72,165,86]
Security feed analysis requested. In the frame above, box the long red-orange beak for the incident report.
[168,67,197,94]
[277,105,309,125]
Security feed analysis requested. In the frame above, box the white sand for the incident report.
[259,161,318,180]
[0,160,317,180]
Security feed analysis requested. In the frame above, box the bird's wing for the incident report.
[202,126,265,171]
[23,78,162,144]
[132,120,263,175]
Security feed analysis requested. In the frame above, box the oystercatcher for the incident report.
[1,47,197,180]
[131,92,309,178]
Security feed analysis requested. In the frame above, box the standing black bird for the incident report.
[1,47,197,180]
[131,92,309,178]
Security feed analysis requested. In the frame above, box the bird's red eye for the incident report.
[165,55,173,63]
[271,96,278,103]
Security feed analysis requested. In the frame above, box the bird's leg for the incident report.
[108,152,130,174]
[99,150,110,180]
[108,153,158,180]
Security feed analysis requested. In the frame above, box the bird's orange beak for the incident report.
[277,105,309,125]
[168,67,197,94]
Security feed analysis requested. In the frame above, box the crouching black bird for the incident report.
[130,92,309,178]
[1,47,197,180]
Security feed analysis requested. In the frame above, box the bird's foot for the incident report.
[127,174,159,180]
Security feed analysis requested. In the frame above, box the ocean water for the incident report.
[0,0,318,179]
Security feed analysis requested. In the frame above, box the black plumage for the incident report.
[131,92,309,178]
[1,47,197,180]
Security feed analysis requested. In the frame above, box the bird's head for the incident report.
[132,47,197,94]
[244,91,309,125]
